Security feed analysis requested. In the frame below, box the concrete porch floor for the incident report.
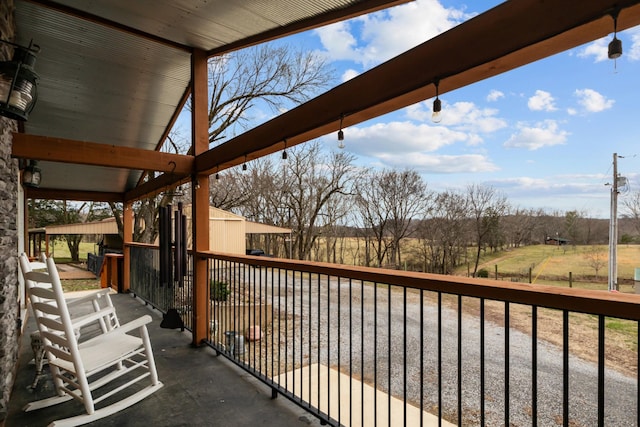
[6,293,321,427]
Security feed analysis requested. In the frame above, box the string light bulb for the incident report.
[608,9,622,61]
[242,155,247,171]
[432,79,442,124]
[282,139,288,160]
[338,115,345,149]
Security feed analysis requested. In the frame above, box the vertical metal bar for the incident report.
[563,310,569,427]
[420,290,424,427]
[597,315,605,427]
[388,284,391,427]
[532,305,537,427]
[285,266,289,389]
[299,270,304,404]
[317,272,321,416]
[292,267,295,398]
[308,271,312,409]
[374,282,378,427]
[327,273,331,420]
[403,286,407,426]
[337,276,341,425]
[458,295,462,426]
[438,292,442,427]
[270,266,274,382]
[505,302,510,427]
[361,279,365,426]
[480,298,485,426]
[349,277,353,427]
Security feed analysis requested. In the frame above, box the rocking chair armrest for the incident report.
[97,315,152,338]
[69,306,117,330]
[66,288,113,307]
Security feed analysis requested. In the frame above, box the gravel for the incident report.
[240,268,637,426]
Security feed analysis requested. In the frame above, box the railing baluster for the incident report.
[458,295,462,426]
[532,305,537,427]
[505,302,510,427]
[480,298,485,427]
[128,248,640,427]
[598,314,605,427]
[438,292,442,427]
[563,309,569,427]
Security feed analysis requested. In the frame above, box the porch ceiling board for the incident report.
[196,0,640,175]
[25,187,123,203]
[12,134,193,174]
[14,0,404,199]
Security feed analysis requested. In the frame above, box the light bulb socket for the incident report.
[242,163,247,171]
[282,150,287,160]
[608,36,622,59]
[215,172,220,180]
[337,129,344,141]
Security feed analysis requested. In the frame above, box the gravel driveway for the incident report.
[238,268,637,426]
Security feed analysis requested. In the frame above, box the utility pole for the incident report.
[608,153,619,292]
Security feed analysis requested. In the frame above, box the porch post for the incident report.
[122,201,133,292]
[191,48,210,345]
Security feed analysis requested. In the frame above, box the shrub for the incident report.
[210,280,230,301]
[476,268,489,278]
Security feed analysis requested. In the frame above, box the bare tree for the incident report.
[467,184,508,277]
[355,169,427,268]
[113,44,334,243]
[583,246,607,278]
[283,142,356,260]
[622,191,640,237]
[414,190,469,274]
[207,44,333,143]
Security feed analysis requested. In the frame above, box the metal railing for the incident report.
[129,245,640,426]
[129,243,193,331]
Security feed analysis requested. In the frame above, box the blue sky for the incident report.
[190,0,640,218]
[293,0,640,218]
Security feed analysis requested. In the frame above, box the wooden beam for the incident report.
[12,133,193,174]
[196,0,640,175]
[191,48,210,346]
[25,187,123,202]
[124,171,190,203]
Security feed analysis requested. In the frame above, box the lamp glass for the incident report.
[0,48,38,121]
[432,98,442,123]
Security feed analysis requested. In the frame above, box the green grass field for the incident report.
[457,243,640,293]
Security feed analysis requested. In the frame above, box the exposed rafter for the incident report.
[12,134,193,174]
[26,187,123,203]
[196,0,640,175]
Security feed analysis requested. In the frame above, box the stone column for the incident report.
[0,0,20,421]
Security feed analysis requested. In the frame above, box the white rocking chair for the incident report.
[19,253,122,389]
[19,253,121,335]
[23,257,163,426]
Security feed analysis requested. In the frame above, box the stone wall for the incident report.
[0,0,19,421]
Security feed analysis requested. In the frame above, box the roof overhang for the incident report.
[11,0,640,202]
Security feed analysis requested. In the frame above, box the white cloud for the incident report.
[406,100,507,134]
[629,26,640,60]
[377,153,498,173]
[504,120,569,150]
[577,37,609,62]
[314,0,470,67]
[576,25,640,62]
[346,121,467,154]
[528,90,557,111]
[341,69,360,82]
[574,88,614,113]
[486,90,504,102]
